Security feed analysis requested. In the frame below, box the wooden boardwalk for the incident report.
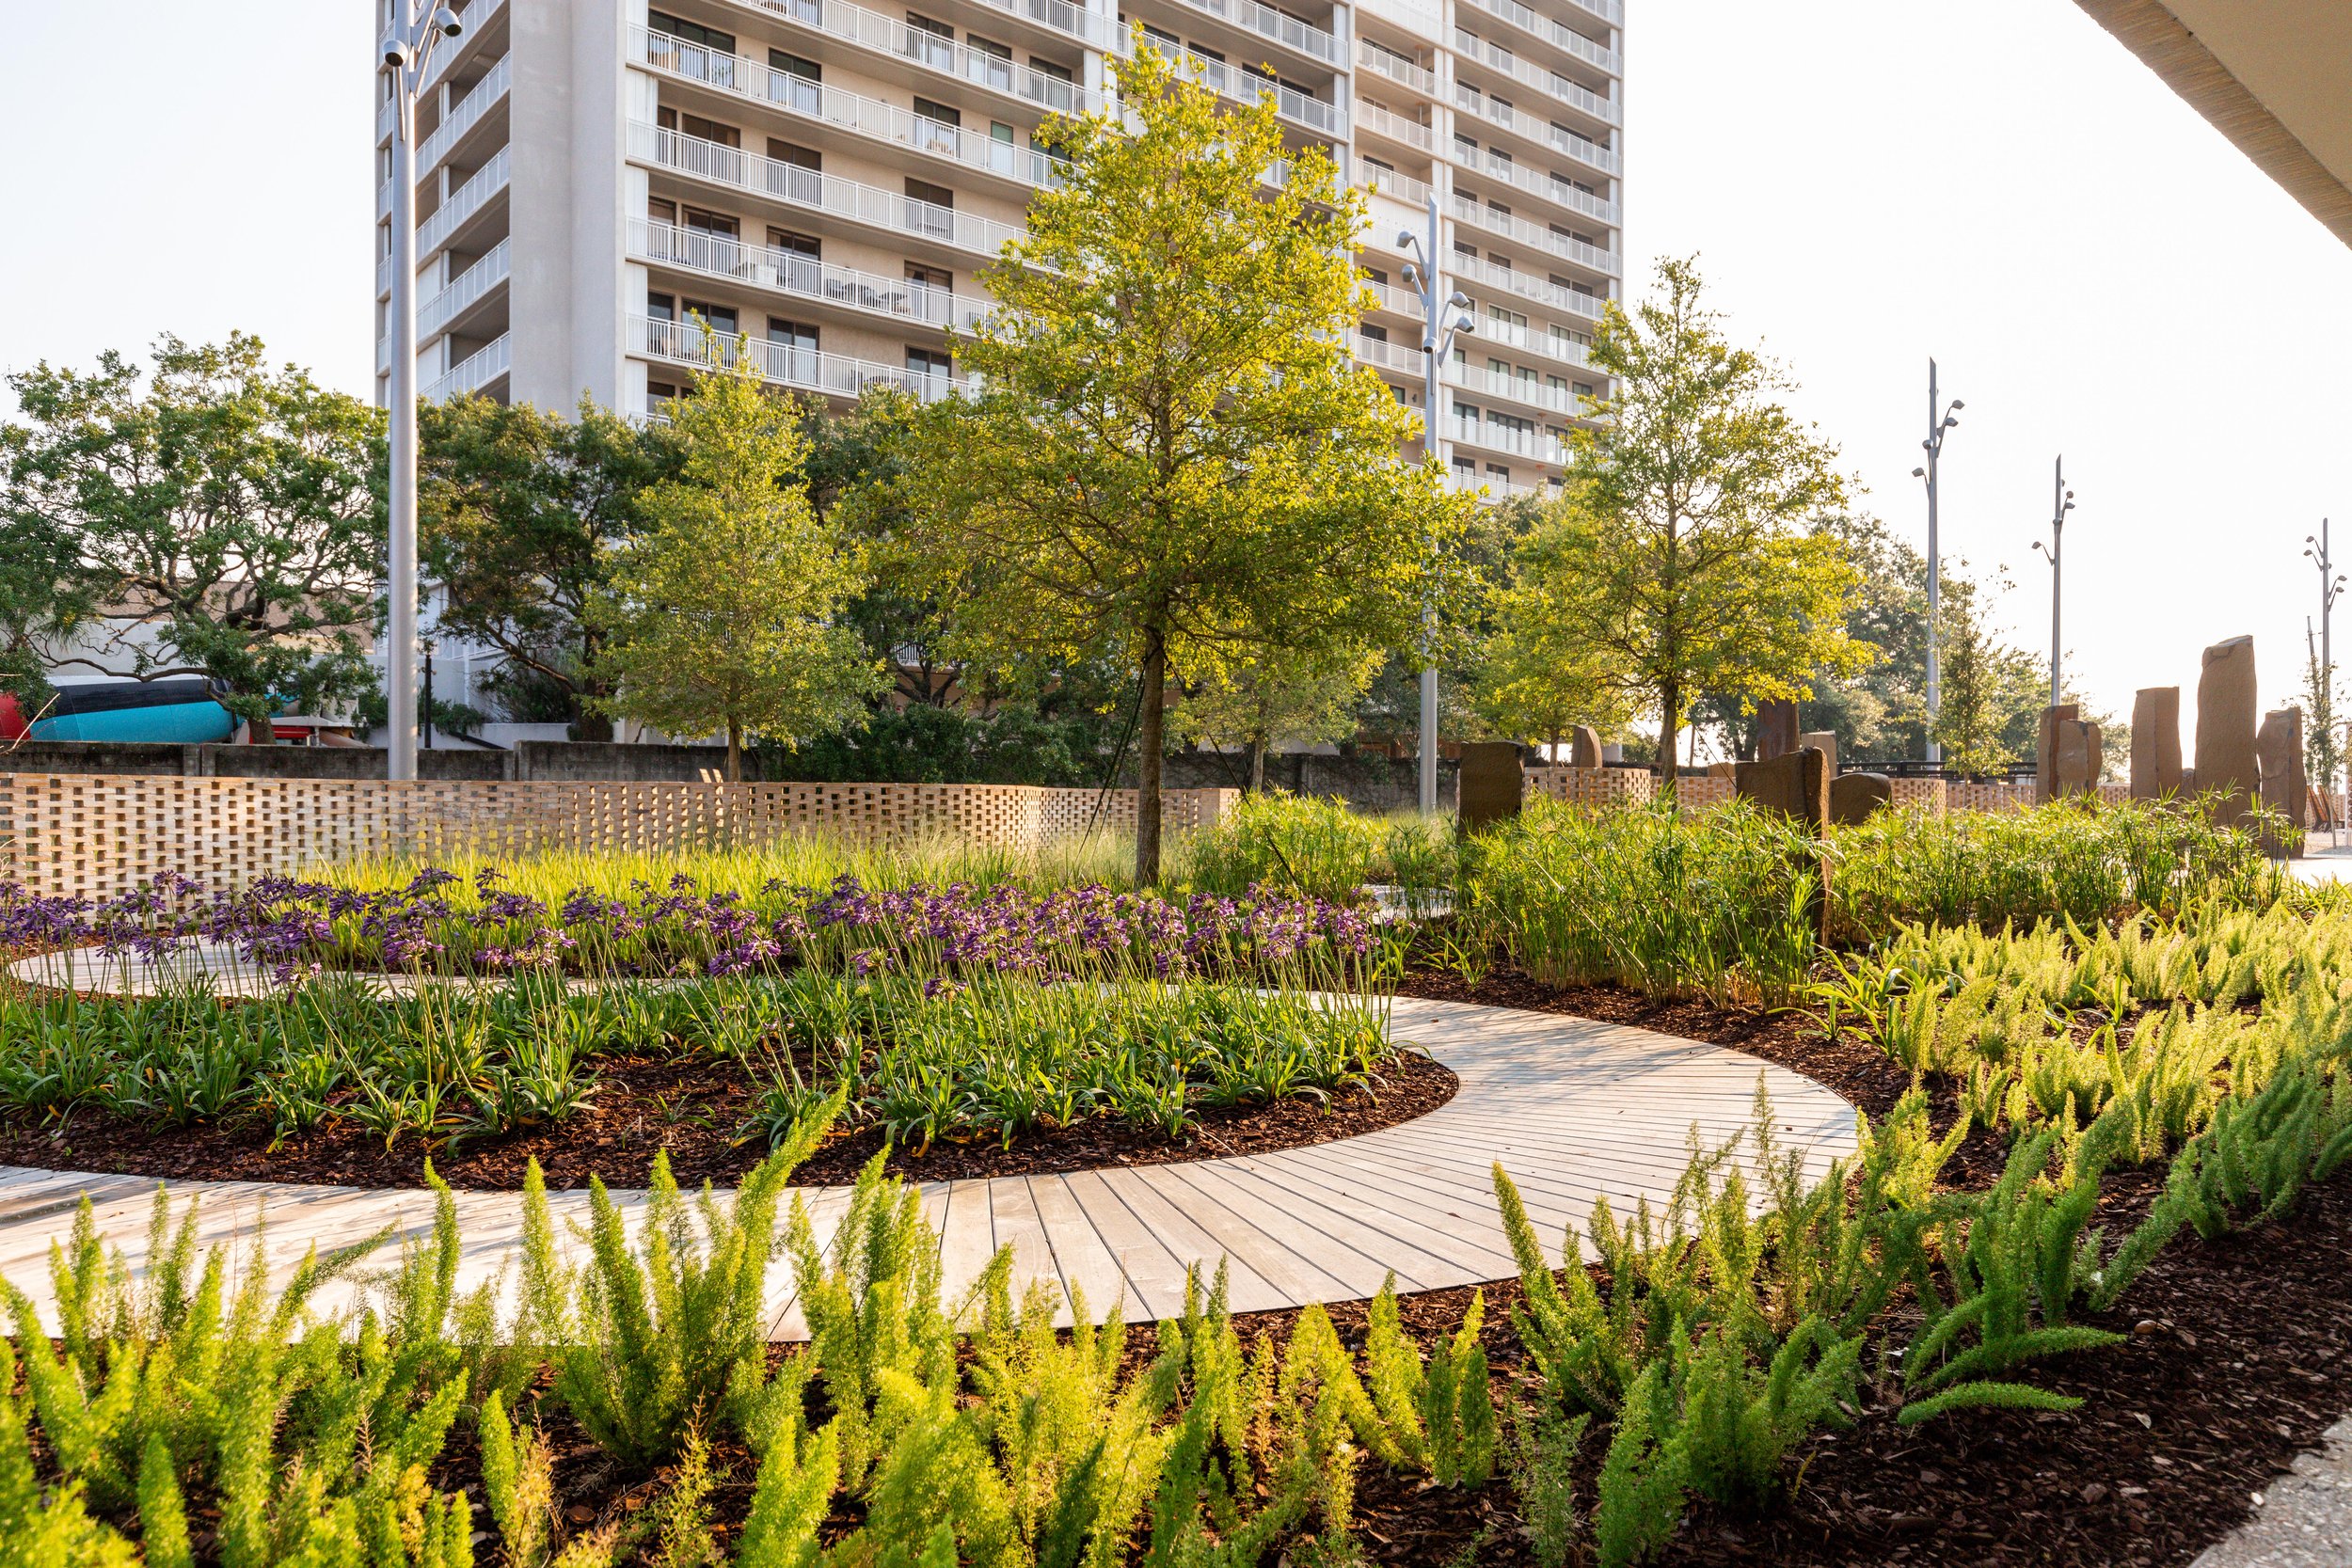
[0,996,1859,1338]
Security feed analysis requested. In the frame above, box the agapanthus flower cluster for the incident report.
[3,863,1382,991]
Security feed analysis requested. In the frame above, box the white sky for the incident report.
[4,0,2350,759]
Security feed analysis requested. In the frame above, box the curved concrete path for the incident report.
[0,991,1859,1338]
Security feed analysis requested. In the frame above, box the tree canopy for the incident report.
[419,395,682,736]
[0,334,384,723]
[1530,260,1864,788]
[590,351,879,781]
[868,42,1469,879]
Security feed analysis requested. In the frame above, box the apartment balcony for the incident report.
[629,219,992,334]
[746,0,1101,118]
[638,29,1071,191]
[1469,312,1594,372]
[1458,0,1620,76]
[1454,85,1620,178]
[1120,39,1346,136]
[1453,30,1618,128]
[632,313,970,403]
[1448,360,1584,418]
[418,54,511,177]
[424,333,512,404]
[1353,0,1443,42]
[1360,277,1425,319]
[631,121,1029,261]
[1163,0,1342,67]
[1446,467,1548,503]
[1354,100,1435,151]
[962,0,1108,48]
[1450,194,1620,277]
[1466,151,1618,227]
[1446,413,1568,464]
[1353,333,1422,373]
[403,147,511,283]
[1358,159,1434,209]
[1356,40,1438,95]
[418,239,511,341]
[1448,250,1607,321]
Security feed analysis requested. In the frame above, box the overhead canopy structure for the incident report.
[2074,0,2352,246]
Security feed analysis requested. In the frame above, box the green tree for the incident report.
[1170,644,1379,791]
[590,351,880,781]
[1536,261,1864,795]
[0,334,384,724]
[1931,586,2045,779]
[873,43,1467,880]
[1475,520,1634,755]
[419,395,682,736]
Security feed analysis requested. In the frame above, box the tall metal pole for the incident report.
[380,4,462,783]
[1915,361,1962,766]
[2033,456,2074,707]
[1417,196,1441,816]
[386,57,420,783]
[2306,519,2344,837]
[1397,194,1471,813]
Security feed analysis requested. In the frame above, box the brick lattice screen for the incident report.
[0,773,1237,899]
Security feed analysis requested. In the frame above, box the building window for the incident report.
[907,347,954,400]
[971,36,1013,91]
[913,96,961,129]
[657,105,739,148]
[1486,464,1511,482]
[906,13,955,67]
[1573,381,1596,398]
[906,178,955,239]
[650,11,735,52]
[768,139,820,202]
[1361,323,1388,343]
[913,97,961,155]
[768,50,820,114]
[647,291,676,323]
[1453,401,1480,422]
[768,319,818,382]
[771,229,819,289]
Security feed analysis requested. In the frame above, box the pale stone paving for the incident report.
[0,994,1860,1338]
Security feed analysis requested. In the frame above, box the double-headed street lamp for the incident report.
[380,2,467,783]
[1909,358,1963,767]
[1396,194,1476,814]
[2030,456,2076,708]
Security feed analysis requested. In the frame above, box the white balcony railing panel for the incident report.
[416,147,512,261]
[418,239,511,341]
[423,333,511,403]
[418,54,512,175]
[1449,194,1621,277]
[630,220,993,333]
[632,314,970,403]
[740,0,1103,115]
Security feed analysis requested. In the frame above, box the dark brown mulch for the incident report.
[0,1049,1457,1193]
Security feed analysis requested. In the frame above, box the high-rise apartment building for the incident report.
[377,0,1622,503]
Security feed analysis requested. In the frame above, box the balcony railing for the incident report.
[419,238,511,341]
[424,333,512,403]
[1356,40,1438,94]
[1448,360,1582,417]
[1354,333,1419,372]
[639,28,1071,188]
[630,219,992,333]
[1448,251,1608,320]
[1454,85,1619,176]
[1353,0,1443,40]
[1447,467,1548,502]
[633,313,970,402]
[1450,195,1619,277]
[1459,0,1619,74]
[1471,152,1618,225]
[418,53,511,175]
[1165,0,1341,65]
[1453,30,1619,126]
[631,122,1028,260]
[1446,413,1568,462]
[1354,100,1435,150]
[1358,159,1433,208]
[1361,278,1424,317]
[739,0,1101,116]
[380,0,512,140]
[1469,312,1593,371]
[416,146,511,261]
[964,0,1107,46]
[1119,39,1345,135]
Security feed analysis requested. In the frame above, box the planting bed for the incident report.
[0,1045,1457,1191]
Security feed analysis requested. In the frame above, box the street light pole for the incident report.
[1910,359,1963,767]
[380,3,466,783]
[2031,456,2075,708]
[1396,194,1475,813]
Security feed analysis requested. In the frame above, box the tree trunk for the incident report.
[1248,735,1266,793]
[725,721,743,784]
[1657,680,1680,803]
[1136,626,1168,885]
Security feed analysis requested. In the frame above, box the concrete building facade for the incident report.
[377,0,1626,504]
